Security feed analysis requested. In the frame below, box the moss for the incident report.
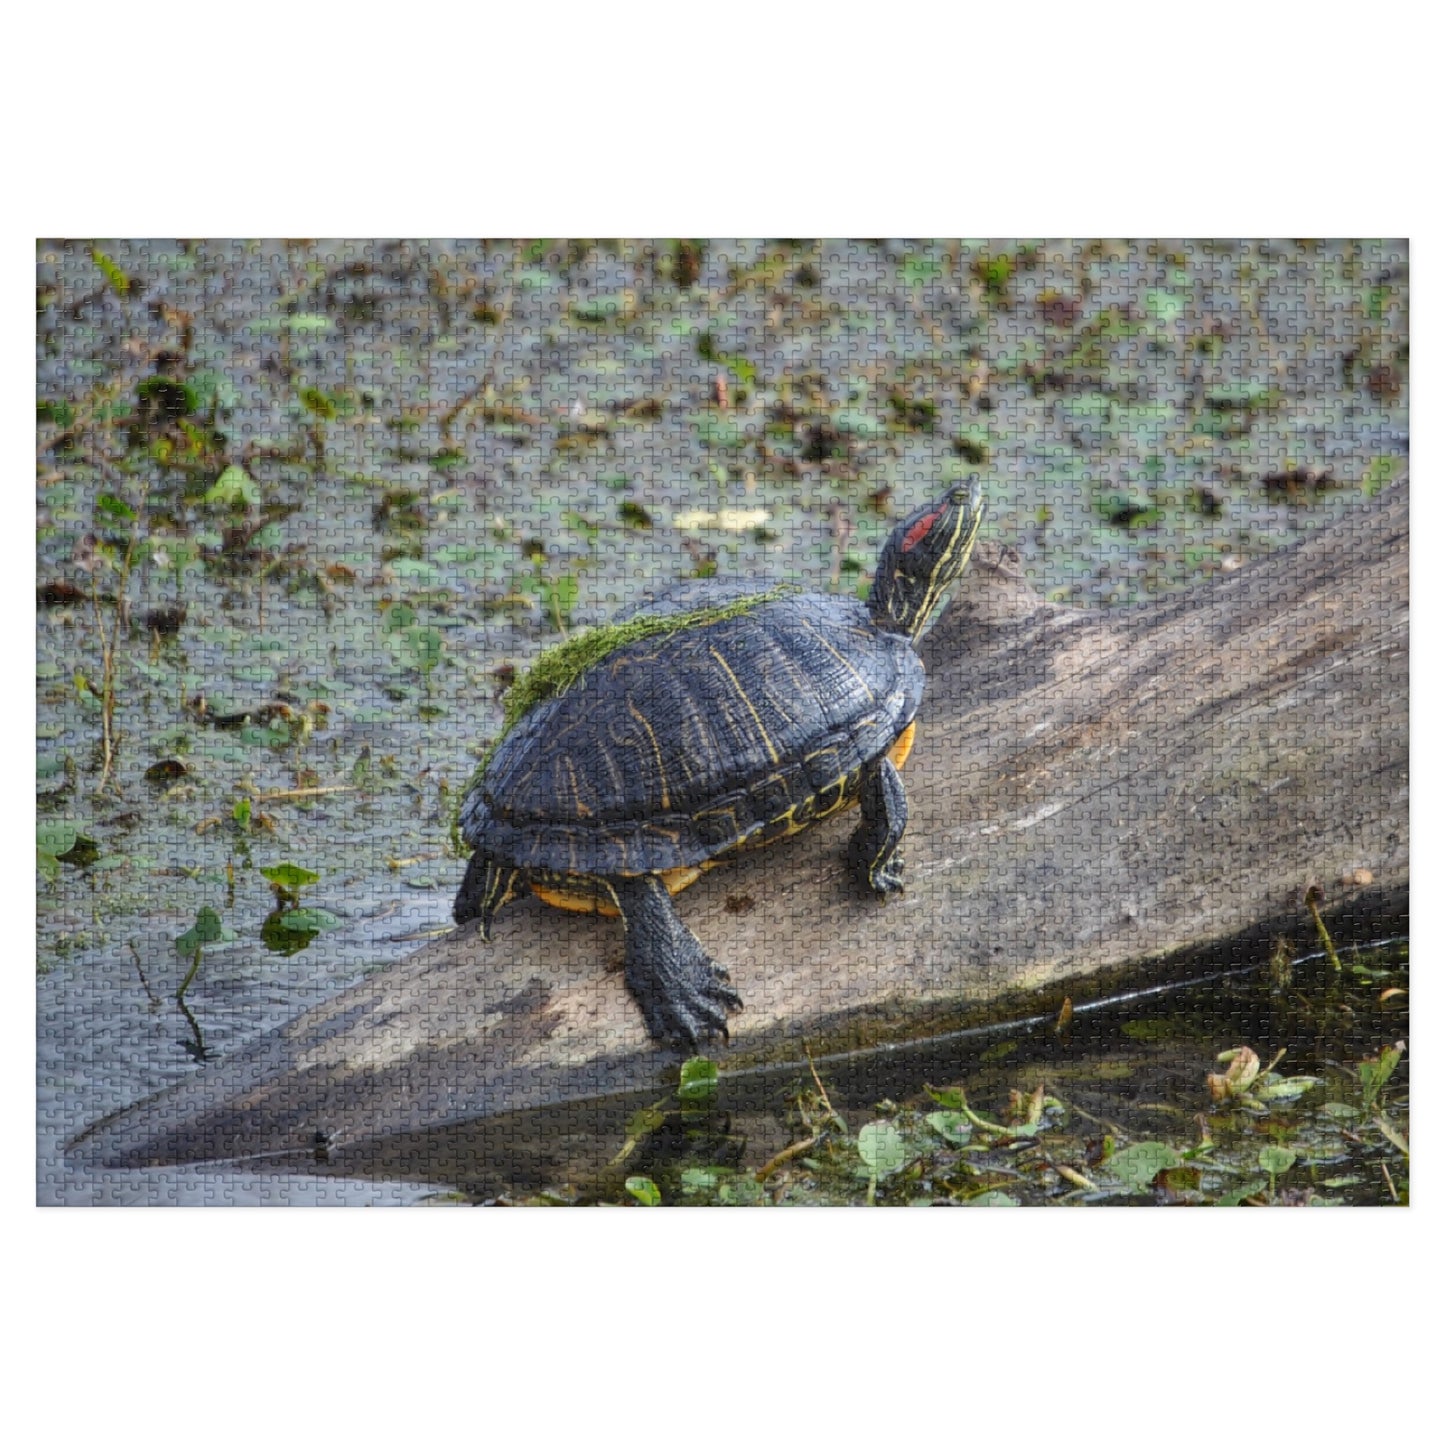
[464,584,797,799]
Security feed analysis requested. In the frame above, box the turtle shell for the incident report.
[460,589,924,878]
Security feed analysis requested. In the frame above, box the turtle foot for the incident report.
[608,874,743,1046]
[849,755,908,898]
[857,846,906,897]
[454,853,519,937]
[630,949,742,1047]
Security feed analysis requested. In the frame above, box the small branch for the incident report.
[256,785,355,802]
[1380,1160,1399,1204]
[176,948,203,1004]
[805,1047,837,1121]
[1305,887,1343,972]
[128,939,161,1008]
[755,1133,824,1184]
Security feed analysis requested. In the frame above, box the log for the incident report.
[71,484,1408,1185]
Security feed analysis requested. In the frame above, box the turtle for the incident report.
[454,479,985,1045]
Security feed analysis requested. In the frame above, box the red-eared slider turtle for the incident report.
[455,480,985,1045]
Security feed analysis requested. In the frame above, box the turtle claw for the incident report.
[608,874,744,1046]
[870,855,906,897]
[633,961,741,1048]
[627,928,741,1046]
[849,821,907,896]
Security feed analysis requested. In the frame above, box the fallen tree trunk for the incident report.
[72,484,1409,1183]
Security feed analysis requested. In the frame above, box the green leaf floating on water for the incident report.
[718,1177,764,1206]
[175,906,232,956]
[625,1176,661,1206]
[91,248,131,296]
[1362,457,1401,497]
[962,1190,1020,1207]
[261,863,320,889]
[1105,1141,1182,1189]
[1253,1076,1320,1102]
[97,492,137,522]
[857,1121,906,1179]
[1358,1045,1403,1112]
[1258,1145,1297,1177]
[401,626,445,675]
[37,820,79,858]
[204,465,259,507]
[677,1057,719,1103]
[277,908,341,933]
[925,1111,973,1147]
[298,387,338,420]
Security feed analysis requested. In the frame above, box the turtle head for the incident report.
[867,478,986,640]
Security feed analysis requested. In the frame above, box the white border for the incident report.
[8,1,1435,1436]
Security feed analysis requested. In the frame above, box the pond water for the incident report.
[36,240,1408,1203]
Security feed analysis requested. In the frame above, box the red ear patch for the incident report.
[902,503,945,552]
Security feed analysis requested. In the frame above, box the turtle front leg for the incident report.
[453,853,520,939]
[848,756,908,896]
[605,875,742,1045]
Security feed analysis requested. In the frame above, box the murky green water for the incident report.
[36,240,1408,1201]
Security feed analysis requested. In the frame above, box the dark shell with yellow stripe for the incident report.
[460,589,923,877]
[455,481,982,1043]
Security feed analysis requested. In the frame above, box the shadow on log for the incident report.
[71,485,1408,1187]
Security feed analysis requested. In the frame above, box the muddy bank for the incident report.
[70,483,1408,1184]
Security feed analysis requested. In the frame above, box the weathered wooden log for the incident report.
[71,484,1408,1182]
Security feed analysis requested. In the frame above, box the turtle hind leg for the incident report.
[453,853,520,938]
[605,875,742,1045]
[848,756,908,896]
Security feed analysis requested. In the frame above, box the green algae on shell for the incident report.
[464,583,800,797]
